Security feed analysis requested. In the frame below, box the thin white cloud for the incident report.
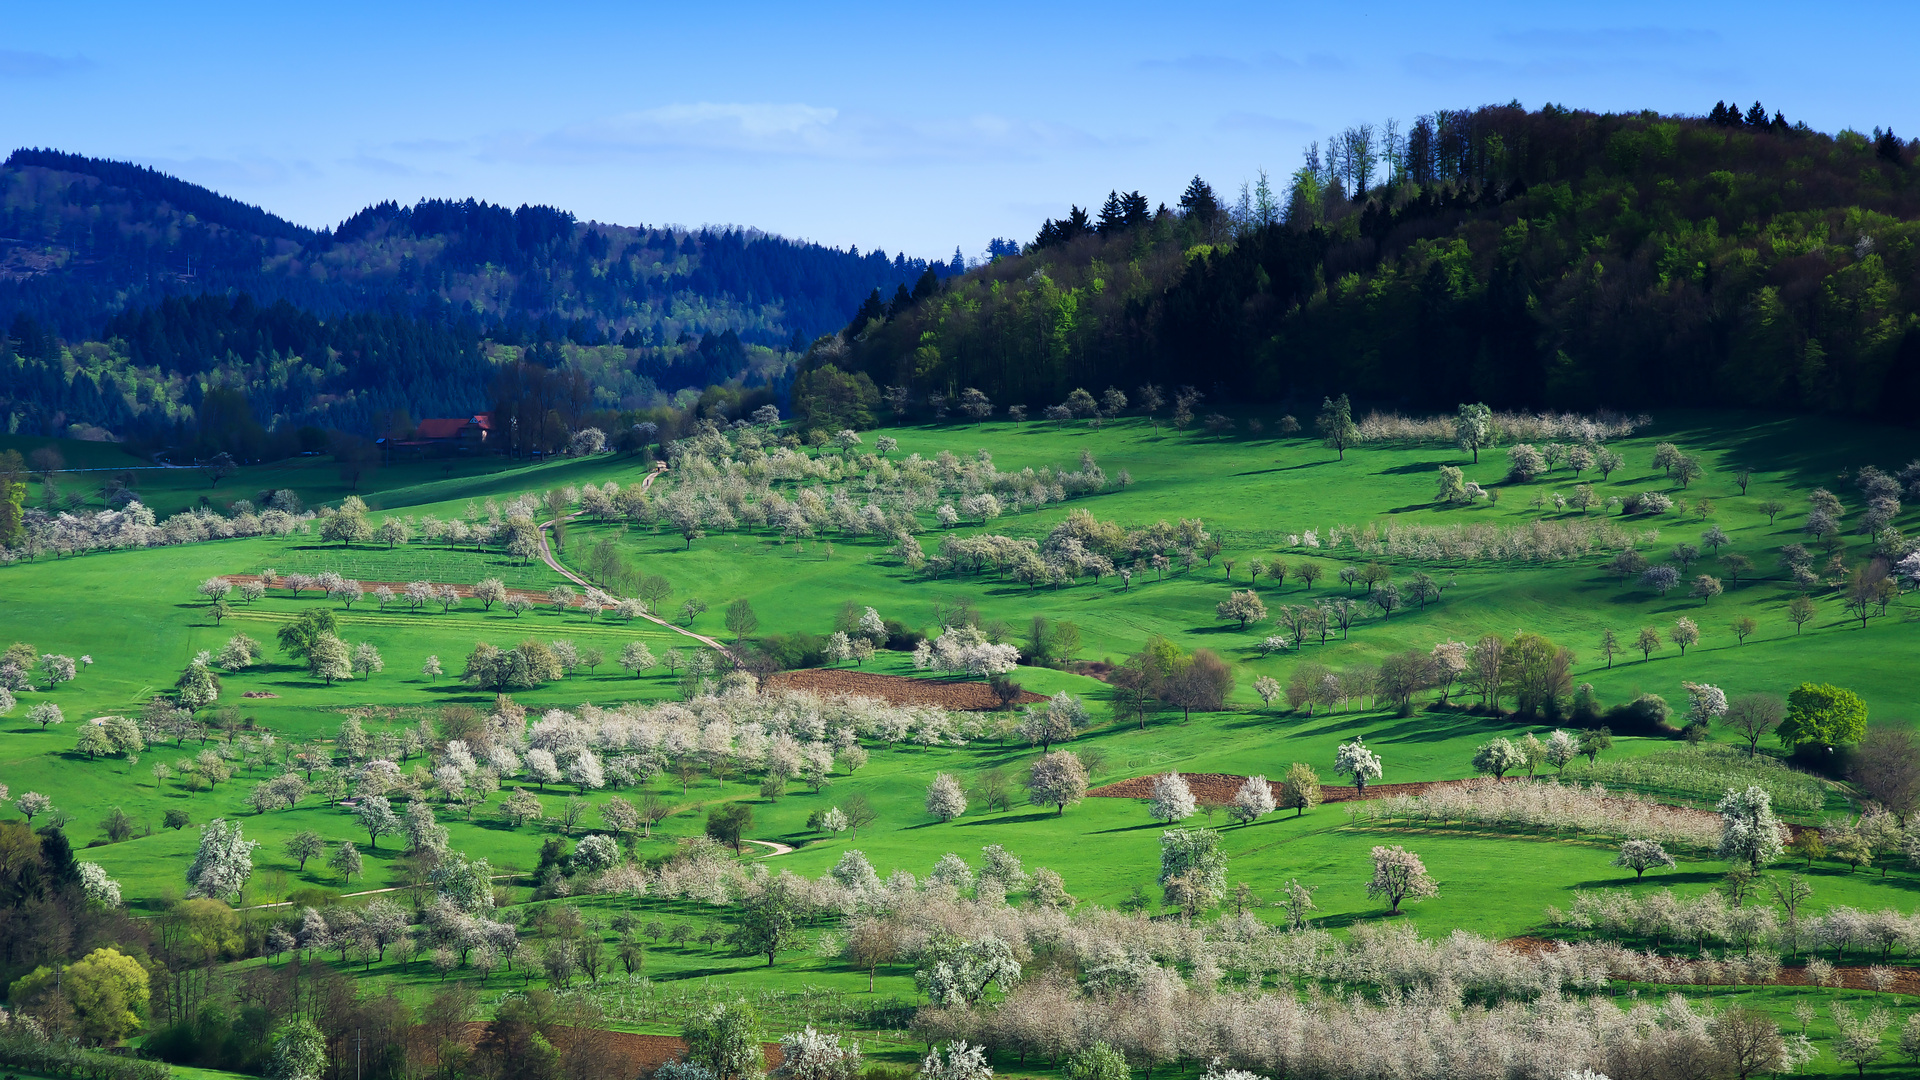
[0,49,91,78]
[487,101,1101,164]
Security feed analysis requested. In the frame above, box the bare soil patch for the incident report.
[764,668,1044,710]
[448,1025,784,1072]
[241,691,280,699]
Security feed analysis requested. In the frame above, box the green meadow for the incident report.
[6,408,1920,1074]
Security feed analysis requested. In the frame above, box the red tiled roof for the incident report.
[414,418,472,439]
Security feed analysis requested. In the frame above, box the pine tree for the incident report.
[1179,176,1219,223]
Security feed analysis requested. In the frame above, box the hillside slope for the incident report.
[840,104,1920,420]
[0,149,956,438]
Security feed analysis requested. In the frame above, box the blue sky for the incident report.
[5,1,1915,261]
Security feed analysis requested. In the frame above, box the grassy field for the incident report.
[6,409,1920,1074]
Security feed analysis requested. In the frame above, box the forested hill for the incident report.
[0,148,958,440]
[0,148,956,346]
[837,104,1920,421]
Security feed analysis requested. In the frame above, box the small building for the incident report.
[390,413,495,453]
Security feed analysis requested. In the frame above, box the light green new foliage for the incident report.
[1064,1042,1131,1080]
[267,1017,326,1080]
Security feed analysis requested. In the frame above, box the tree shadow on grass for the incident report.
[957,811,1057,826]
[1568,870,1724,889]
[1376,459,1459,476]
[1092,821,1168,835]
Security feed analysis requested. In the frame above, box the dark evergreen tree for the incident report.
[1179,176,1220,224]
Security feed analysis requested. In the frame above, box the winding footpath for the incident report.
[535,464,738,659]
[741,838,794,858]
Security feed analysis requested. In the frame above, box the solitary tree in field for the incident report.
[1612,838,1676,879]
[1334,737,1383,795]
[1636,627,1662,660]
[1455,402,1496,464]
[1150,772,1197,823]
[725,598,759,642]
[1366,845,1438,914]
[1026,751,1088,815]
[1671,617,1701,655]
[1276,764,1321,818]
[472,578,508,610]
[1598,628,1621,668]
[1788,594,1817,634]
[1214,590,1267,630]
[925,773,968,822]
[328,840,362,882]
[1316,394,1357,460]
[1778,682,1867,753]
[351,642,384,680]
[356,795,401,849]
[27,702,64,730]
[1723,693,1786,757]
[307,635,352,685]
[1544,730,1578,776]
[1229,774,1277,823]
[1578,727,1613,765]
[186,818,257,901]
[285,830,325,870]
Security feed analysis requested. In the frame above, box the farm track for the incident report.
[538,465,740,659]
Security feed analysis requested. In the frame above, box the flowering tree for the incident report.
[186,818,258,901]
[1230,774,1277,823]
[1334,737,1383,794]
[1682,681,1728,727]
[775,1027,863,1080]
[78,862,122,906]
[1716,785,1786,870]
[926,773,968,822]
[1026,751,1088,815]
[920,1042,992,1080]
[1472,737,1524,780]
[1544,730,1578,776]
[1366,845,1438,914]
[1150,772,1197,823]
[1611,838,1676,879]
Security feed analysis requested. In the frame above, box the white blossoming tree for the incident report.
[1716,785,1786,870]
[925,773,968,822]
[1149,772,1197,823]
[1334,737,1383,795]
[186,818,258,901]
[1229,775,1276,824]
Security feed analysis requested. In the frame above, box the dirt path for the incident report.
[742,838,794,857]
[538,465,740,659]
